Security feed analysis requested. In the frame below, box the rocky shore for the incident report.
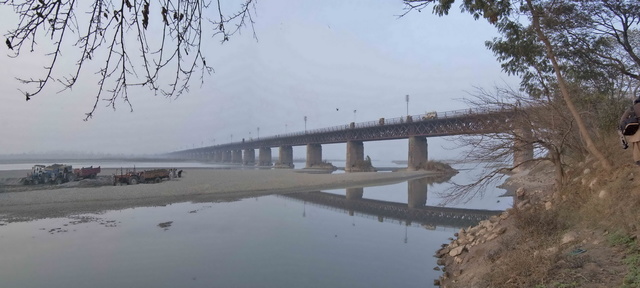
[433,160,637,287]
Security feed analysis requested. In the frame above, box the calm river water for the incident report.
[0,160,511,288]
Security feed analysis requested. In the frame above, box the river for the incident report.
[0,160,511,288]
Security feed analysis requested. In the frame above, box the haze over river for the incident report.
[0,160,511,287]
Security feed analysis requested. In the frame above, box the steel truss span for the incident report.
[171,107,519,156]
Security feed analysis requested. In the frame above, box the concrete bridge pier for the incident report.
[214,151,222,163]
[407,136,428,171]
[513,127,534,172]
[258,147,272,166]
[305,144,323,168]
[243,149,255,166]
[345,141,364,172]
[222,151,231,163]
[407,178,428,208]
[346,187,364,200]
[278,146,294,168]
[232,150,243,164]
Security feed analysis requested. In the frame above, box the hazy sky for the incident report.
[0,0,518,160]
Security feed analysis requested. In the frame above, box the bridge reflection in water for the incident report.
[281,176,505,229]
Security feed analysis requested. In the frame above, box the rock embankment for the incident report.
[434,210,513,287]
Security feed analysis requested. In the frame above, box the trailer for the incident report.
[113,168,171,185]
[74,166,101,179]
[138,169,171,183]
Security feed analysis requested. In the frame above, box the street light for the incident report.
[304,116,307,133]
[353,109,357,122]
[230,134,233,143]
[257,127,260,139]
[405,94,409,116]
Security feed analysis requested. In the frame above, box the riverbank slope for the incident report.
[436,160,640,287]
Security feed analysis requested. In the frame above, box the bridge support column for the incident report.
[232,150,243,164]
[346,187,363,200]
[243,149,255,166]
[407,178,428,208]
[258,147,272,166]
[407,136,428,171]
[222,151,231,163]
[214,151,222,162]
[513,127,534,172]
[305,144,323,168]
[278,146,294,168]
[345,141,364,173]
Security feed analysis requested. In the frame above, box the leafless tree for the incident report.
[2,0,256,120]
[438,86,582,205]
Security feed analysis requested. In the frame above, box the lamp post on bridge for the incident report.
[257,127,260,139]
[353,109,357,122]
[405,94,409,116]
[230,134,233,143]
[304,116,307,133]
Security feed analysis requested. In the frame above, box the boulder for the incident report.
[449,245,467,257]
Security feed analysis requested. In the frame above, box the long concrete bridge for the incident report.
[281,177,503,228]
[169,107,532,171]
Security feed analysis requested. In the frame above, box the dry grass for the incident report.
[475,143,640,288]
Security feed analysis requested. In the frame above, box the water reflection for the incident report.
[284,174,503,230]
[0,194,455,288]
[0,172,506,288]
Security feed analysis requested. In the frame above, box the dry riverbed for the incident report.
[0,168,431,222]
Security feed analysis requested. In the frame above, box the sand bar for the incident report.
[0,168,430,221]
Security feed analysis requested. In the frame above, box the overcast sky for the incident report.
[0,0,518,160]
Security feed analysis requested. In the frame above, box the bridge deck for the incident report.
[172,107,518,154]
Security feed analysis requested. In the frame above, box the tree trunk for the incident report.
[526,0,613,171]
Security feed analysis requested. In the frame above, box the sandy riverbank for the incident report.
[0,168,431,222]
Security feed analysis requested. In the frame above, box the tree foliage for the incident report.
[2,0,255,120]
[404,0,640,171]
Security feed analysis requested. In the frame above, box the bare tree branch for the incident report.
[1,0,256,120]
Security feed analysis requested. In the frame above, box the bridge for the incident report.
[169,106,532,171]
[280,176,503,229]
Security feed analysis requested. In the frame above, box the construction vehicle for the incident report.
[22,164,75,185]
[113,168,141,185]
[74,166,101,179]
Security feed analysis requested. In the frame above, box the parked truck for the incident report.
[74,166,101,179]
[22,164,75,185]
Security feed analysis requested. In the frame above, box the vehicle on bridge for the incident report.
[422,111,438,120]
